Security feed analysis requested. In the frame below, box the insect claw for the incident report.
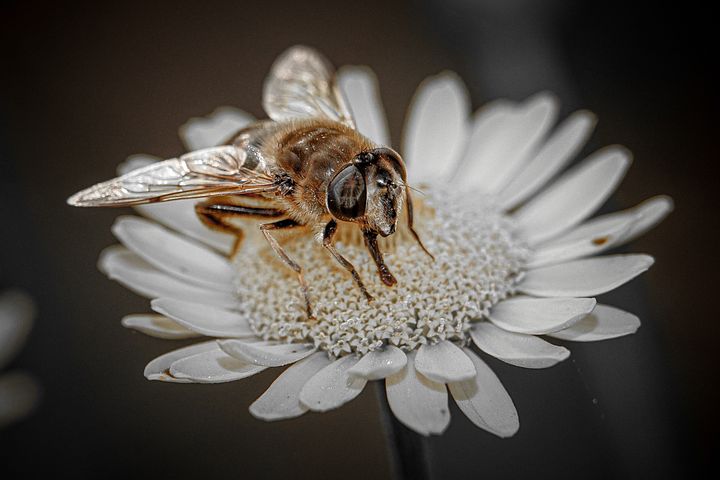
[379,267,397,287]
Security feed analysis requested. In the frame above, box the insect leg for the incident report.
[195,198,283,256]
[322,220,373,302]
[363,230,397,287]
[259,219,314,320]
[405,189,435,261]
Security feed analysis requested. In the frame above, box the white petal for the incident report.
[470,322,569,368]
[526,210,636,268]
[121,314,201,339]
[448,349,519,438]
[135,200,234,254]
[488,297,595,334]
[614,195,674,244]
[299,356,366,412]
[497,110,596,209]
[347,345,407,380]
[98,246,239,309]
[403,73,470,185]
[414,340,476,383]
[386,352,450,436]
[249,352,331,421]
[218,339,316,367]
[0,372,40,428]
[519,254,654,297]
[0,290,34,369]
[169,348,265,383]
[458,92,559,194]
[144,341,219,383]
[514,146,631,245]
[112,216,234,291]
[528,196,672,268]
[117,154,159,175]
[179,106,254,150]
[337,66,390,146]
[151,298,254,338]
[547,304,640,342]
[450,98,512,176]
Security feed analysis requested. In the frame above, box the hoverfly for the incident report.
[68,46,432,320]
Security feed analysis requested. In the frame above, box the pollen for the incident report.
[233,188,529,357]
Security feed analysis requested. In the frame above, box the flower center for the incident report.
[233,188,528,357]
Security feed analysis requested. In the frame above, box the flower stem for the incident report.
[374,382,431,480]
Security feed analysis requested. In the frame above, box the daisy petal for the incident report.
[121,314,201,339]
[488,297,596,334]
[528,196,673,268]
[448,349,519,438]
[179,106,254,150]
[497,110,596,210]
[0,372,40,428]
[519,254,654,297]
[415,340,476,383]
[98,246,239,309]
[386,352,450,436]
[514,146,631,245]
[151,298,254,338]
[0,290,34,369]
[450,99,513,184]
[547,304,640,342]
[470,322,570,368]
[249,352,331,421]
[144,341,219,383]
[459,92,559,194]
[337,66,390,146]
[347,345,407,380]
[299,356,367,412]
[526,210,637,269]
[218,340,316,367]
[404,73,469,185]
[615,195,674,245]
[135,200,234,254]
[112,216,234,291]
[169,348,266,383]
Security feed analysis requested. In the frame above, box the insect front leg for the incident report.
[259,219,314,321]
[195,197,283,256]
[322,220,373,302]
[363,230,397,287]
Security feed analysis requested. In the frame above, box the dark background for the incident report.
[0,1,715,478]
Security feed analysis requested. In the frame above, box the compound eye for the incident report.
[327,165,366,221]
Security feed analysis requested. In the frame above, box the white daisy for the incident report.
[0,289,40,428]
[98,65,671,437]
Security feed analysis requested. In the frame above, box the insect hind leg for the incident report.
[259,219,315,322]
[195,196,283,256]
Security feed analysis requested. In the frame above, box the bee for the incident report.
[67,45,432,320]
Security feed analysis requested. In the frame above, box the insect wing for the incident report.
[67,146,278,207]
[263,45,356,128]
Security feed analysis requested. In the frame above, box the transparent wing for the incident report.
[262,45,356,128]
[67,145,279,207]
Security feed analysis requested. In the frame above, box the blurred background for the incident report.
[0,0,714,478]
